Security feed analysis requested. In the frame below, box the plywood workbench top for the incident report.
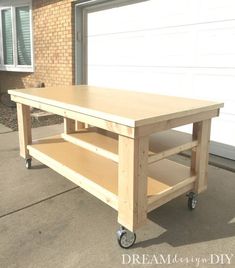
[8,85,223,127]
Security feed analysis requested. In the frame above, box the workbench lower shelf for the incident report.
[27,136,196,213]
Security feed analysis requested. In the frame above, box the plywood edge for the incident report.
[10,95,135,138]
[27,137,196,215]
[137,109,220,136]
[135,104,223,127]
[147,183,194,213]
[9,91,136,127]
[148,175,196,206]
[27,144,118,210]
[9,87,223,128]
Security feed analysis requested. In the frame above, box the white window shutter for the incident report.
[16,6,31,66]
[2,9,13,65]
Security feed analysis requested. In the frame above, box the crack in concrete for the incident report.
[0,186,79,219]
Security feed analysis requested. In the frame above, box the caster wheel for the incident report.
[117,226,136,249]
[25,159,32,169]
[187,192,197,210]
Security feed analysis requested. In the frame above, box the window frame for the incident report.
[0,0,34,72]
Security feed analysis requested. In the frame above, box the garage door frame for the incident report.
[74,0,148,85]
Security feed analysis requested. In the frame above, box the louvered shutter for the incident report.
[2,9,13,65]
[16,6,31,65]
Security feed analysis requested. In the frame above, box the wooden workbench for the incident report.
[8,85,223,248]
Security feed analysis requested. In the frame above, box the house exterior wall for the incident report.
[0,0,75,92]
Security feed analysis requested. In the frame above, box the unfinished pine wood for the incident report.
[61,128,199,164]
[147,160,194,196]
[75,121,85,131]
[191,120,211,193]
[28,136,195,213]
[148,140,198,164]
[10,95,135,138]
[137,109,219,136]
[8,85,224,127]
[61,128,118,162]
[147,160,196,211]
[147,176,196,212]
[118,135,149,232]
[16,103,32,159]
[28,136,119,209]
[29,136,195,194]
[28,136,195,209]
[9,85,223,235]
[64,118,76,134]
[148,183,194,212]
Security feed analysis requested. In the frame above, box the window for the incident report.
[0,2,33,72]
[2,8,13,65]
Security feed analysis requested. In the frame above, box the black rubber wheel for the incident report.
[117,227,136,249]
[25,159,32,169]
[187,192,197,210]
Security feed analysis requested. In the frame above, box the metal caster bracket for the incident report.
[117,226,136,249]
[187,192,197,210]
[25,158,32,169]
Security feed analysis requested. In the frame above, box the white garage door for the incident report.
[86,0,235,160]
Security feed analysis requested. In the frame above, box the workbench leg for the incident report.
[64,118,75,134]
[191,119,211,193]
[16,103,32,159]
[118,135,149,232]
[64,118,85,134]
[75,121,85,131]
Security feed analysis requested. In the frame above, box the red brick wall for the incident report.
[0,0,75,92]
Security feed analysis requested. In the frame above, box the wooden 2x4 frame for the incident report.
[9,85,223,234]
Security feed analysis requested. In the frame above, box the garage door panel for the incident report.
[212,116,235,147]
[88,33,146,66]
[88,65,235,148]
[88,0,235,36]
[86,0,235,159]
[89,24,235,68]
[88,1,195,35]
[199,0,235,21]
[196,23,235,67]
[146,30,194,66]
[89,66,235,110]
[193,72,235,114]
[88,66,139,89]
[88,66,193,96]
[88,30,195,67]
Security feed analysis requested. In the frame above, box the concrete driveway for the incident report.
[0,124,235,268]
